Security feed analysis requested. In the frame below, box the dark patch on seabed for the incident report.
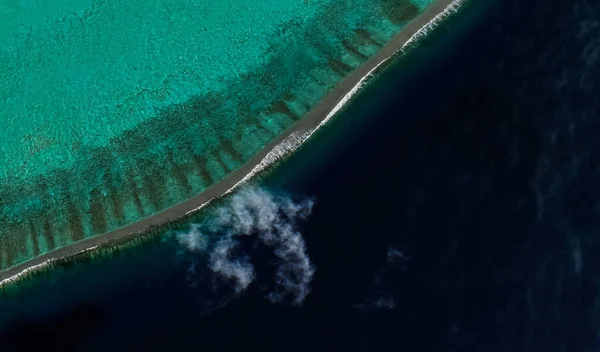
[3,0,600,351]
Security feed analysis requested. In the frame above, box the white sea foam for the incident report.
[176,224,206,252]
[178,186,315,305]
[208,236,255,293]
[387,245,410,263]
[373,295,397,310]
[0,245,98,287]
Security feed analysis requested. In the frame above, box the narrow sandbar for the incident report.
[0,0,462,287]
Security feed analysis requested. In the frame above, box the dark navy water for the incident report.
[3,0,600,350]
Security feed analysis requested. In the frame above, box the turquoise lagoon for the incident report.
[0,0,434,271]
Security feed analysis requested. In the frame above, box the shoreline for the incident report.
[0,0,463,287]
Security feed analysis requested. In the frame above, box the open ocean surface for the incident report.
[2,0,600,350]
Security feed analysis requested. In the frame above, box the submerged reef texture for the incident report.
[0,0,435,271]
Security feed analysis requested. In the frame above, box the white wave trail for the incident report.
[209,237,255,294]
[177,185,315,305]
[176,224,206,252]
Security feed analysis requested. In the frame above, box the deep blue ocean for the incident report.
[3,0,600,350]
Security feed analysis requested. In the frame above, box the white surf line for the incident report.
[1,0,465,288]
[0,245,99,287]
[0,259,54,287]
[184,0,467,217]
[400,0,465,53]
[219,0,466,196]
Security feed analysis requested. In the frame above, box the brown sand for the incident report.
[0,0,458,286]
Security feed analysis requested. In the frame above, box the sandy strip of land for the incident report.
[0,0,461,287]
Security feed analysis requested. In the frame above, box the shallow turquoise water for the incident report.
[5,0,598,349]
[0,0,434,270]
